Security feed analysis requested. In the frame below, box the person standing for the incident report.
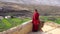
[32,9,40,32]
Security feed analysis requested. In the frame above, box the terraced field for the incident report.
[0,18,31,32]
[40,16,60,24]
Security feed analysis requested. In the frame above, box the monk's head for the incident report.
[35,9,37,12]
[34,9,38,13]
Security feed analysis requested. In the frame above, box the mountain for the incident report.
[0,0,60,6]
[0,1,60,16]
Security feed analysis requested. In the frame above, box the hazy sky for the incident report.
[0,0,60,6]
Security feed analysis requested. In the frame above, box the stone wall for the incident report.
[0,20,32,34]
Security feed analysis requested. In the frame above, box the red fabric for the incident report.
[32,10,40,31]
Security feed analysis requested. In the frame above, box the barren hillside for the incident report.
[0,1,60,16]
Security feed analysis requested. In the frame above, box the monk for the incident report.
[32,9,40,32]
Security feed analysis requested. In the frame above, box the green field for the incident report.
[0,18,31,32]
[40,16,60,24]
[0,16,60,32]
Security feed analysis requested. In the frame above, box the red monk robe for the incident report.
[32,9,40,32]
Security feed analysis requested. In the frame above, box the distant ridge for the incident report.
[0,1,60,16]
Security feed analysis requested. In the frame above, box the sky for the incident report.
[0,0,60,6]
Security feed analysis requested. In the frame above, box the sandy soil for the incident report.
[29,22,60,34]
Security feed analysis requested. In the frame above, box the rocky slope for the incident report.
[0,1,60,16]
